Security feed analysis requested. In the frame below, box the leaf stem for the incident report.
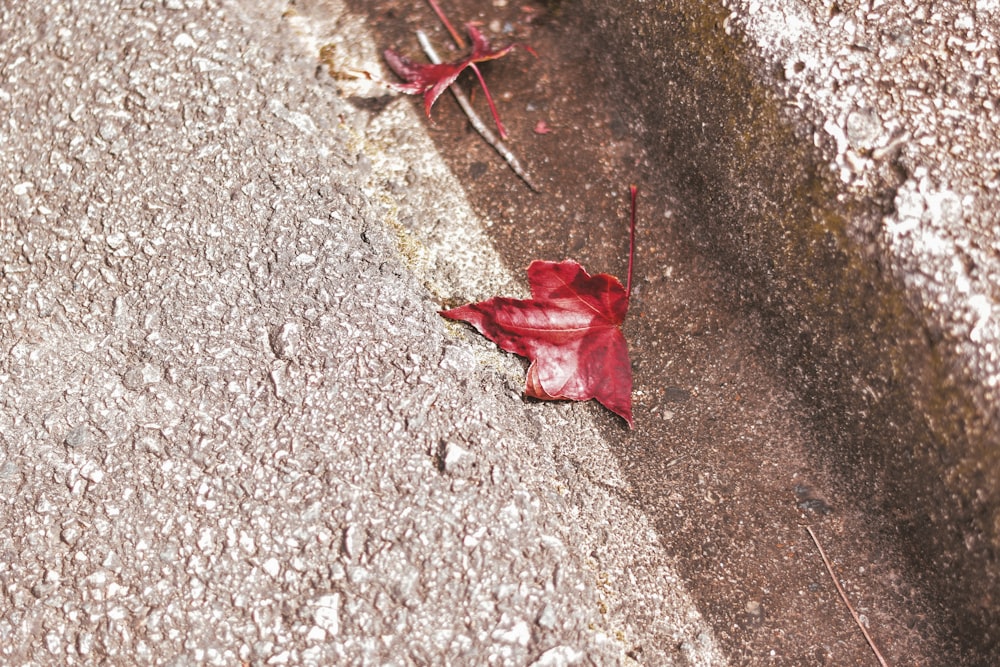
[468,62,508,139]
[626,185,637,303]
[425,0,466,49]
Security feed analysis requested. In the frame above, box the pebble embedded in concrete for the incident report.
[442,440,476,476]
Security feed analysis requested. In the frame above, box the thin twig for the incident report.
[425,0,466,49]
[806,526,889,667]
[422,0,510,139]
[416,30,540,193]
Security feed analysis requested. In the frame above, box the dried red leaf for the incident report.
[442,188,638,425]
[442,260,633,425]
[384,24,528,138]
[382,50,465,119]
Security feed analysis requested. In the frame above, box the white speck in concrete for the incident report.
[173,32,197,49]
[529,646,584,667]
[262,557,281,578]
[492,619,531,646]
[313,594,340,635]
[443,441,475,476]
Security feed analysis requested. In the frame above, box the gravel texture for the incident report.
[0,0,721,664]
[725,0,1000,445]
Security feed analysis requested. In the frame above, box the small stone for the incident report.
[76,632,94,656]
[269,322,302,359]
[346,566,369,584]
[239,531,257,555]
[262,557,281,577]
[313,593,340,635]
[45,630,62,654]
[122,368,145,391]
[173,32,197,49]
[64,425,91,448]
[122,363,161,390]
[79,146,100,163]
[31,580,53,599]
[35,496,56,513]
[268,99,317,134]
[845,108,882,150]
[342,525,363,560]
[442,441,476,477]
[492,620,531,646]
[140,364,162,384]
[530,646,584,667]
[103,550,123,572]
[59,526,80,547]
[537,603,557,630]
[0,461,20,483]
[80,461,104,484]
[197,528,214,553]
[98,121,120,141]
[85,570,108,588]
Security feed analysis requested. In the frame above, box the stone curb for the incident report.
[577,0,1000,656]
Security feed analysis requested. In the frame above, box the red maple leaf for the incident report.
[384,24,530,138]
[441,187,638,426]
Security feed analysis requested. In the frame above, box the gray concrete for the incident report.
[730,0,1000,434]
[577,0,1000,653]
[0,0,721,664]
[7,0,998,662]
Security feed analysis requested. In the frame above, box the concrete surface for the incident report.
[6,0,999,663]
[0,0,723,664]
[576,0,1000,655]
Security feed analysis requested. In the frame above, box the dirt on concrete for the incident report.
[331,0,965,663]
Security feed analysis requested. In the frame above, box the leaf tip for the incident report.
[604,398,633,428]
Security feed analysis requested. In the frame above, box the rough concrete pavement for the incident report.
[0,0,721,664]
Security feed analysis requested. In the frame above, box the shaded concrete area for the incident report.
[570,0,1000,657]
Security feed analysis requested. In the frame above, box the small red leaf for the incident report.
[442,188,638,425]
[382,49,465,120]
[465,24,518,63]
[384,24,530,138]
[442,259,633,426]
